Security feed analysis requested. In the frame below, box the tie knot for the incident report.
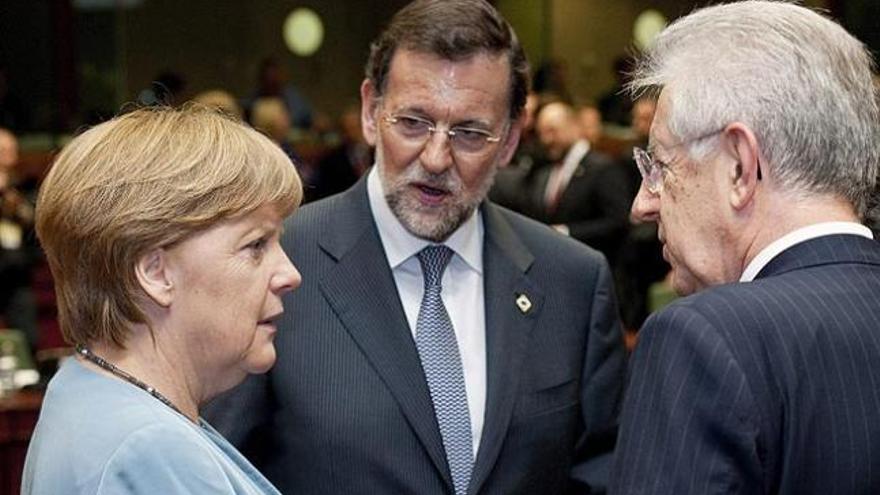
[418,245,453,289]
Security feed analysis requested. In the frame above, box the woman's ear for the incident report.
[135,248,174,308]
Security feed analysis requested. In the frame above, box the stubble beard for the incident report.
[377,144,498,242]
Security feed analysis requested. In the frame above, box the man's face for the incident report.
[630,90,731,295]
[578,107,603,145]
[361,49,521,241]
[536,103,578,163]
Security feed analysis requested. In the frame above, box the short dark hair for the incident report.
[365,0,529,121]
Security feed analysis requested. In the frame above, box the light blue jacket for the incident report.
[22,358,280,494]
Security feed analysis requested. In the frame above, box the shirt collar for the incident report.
[561,139,590,171]
[740,221,874,282]
[367,167,483,273]
[566,139,590,162]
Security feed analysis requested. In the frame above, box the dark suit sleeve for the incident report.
[569,259,627,494]
[565,162,631,252]
[609,305,763,495]
[202,372,277,467]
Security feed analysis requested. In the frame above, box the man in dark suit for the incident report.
[610,2,880,494]
[524,102,631,267]
[206,1,626,494]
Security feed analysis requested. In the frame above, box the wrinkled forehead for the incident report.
[382,49,511,123]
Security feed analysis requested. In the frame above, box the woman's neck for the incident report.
[83,338,201,423]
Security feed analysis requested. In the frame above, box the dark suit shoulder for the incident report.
[288,190,347,231]
[581,149,617,168]
[490,203,609,270]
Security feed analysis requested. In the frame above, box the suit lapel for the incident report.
[315,179,452,487]
[469,203,544,494]
[756,233,880,280]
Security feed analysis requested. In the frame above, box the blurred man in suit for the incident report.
[207,1,626,494]
[525,101,631,267]
[310,105,372,201]
[610,2,880,494]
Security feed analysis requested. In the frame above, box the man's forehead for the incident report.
[382,49,511,120]
[386,48,510,81]
[647,93,675,153]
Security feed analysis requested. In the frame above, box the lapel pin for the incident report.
[515,293,532,314]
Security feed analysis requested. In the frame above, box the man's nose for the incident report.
[419,130,454,175]
[630,182,660,224]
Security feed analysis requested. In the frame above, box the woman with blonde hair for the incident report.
[22,105,302,494]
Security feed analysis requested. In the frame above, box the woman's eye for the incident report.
[247,238,268,257]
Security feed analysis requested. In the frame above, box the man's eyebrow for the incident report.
[453,118,493,130]
[393,105,430,117]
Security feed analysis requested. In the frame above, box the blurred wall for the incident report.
[0,0,863,134]
[0,1,56,131]
[500,0,831,106]
[120,0,409,120]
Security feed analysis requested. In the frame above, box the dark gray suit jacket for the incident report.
[207,176,626,494]
[610,234,880,494]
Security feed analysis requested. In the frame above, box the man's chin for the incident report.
[400,213,458,242]
[396,204,474,243]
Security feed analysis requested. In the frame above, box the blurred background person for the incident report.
[244,57,314,130]
[22,105,302,494]
[489,91,543,214]
[193,89,244,120]
[0,128,38,347]
[250,96,314,187]
[525,101,631,268]
[309,104,371,202]
[577,104,604,146]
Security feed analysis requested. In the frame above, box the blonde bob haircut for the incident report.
[36,104,302,348]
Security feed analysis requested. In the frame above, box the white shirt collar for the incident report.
[561,139,590,174]
[366,167,483,273]
[740,221,874,281]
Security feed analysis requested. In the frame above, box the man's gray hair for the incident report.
[630,0,880,216]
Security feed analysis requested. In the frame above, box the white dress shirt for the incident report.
[740,221,874,282]
[367,169,487,456]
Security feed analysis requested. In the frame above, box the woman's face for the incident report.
[164,204,300,390]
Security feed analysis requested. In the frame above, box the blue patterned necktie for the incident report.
[416,245,474,495]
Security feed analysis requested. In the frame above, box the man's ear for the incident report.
[360,79,380,147]
[135,248,174,308]
[723,122,762,211]
[497,113,524,167]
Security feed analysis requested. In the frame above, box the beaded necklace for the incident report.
[75,344,186,419]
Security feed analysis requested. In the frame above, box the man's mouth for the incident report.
[413,182,450,205]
